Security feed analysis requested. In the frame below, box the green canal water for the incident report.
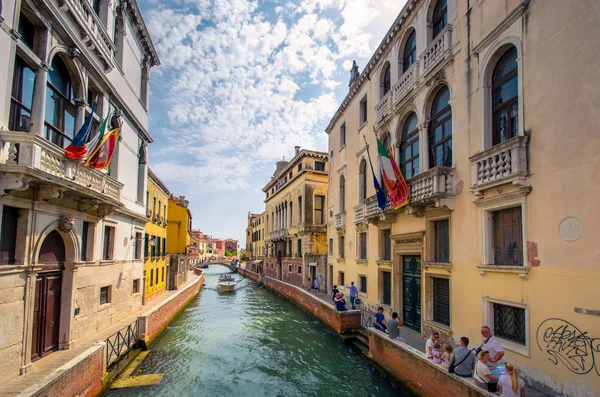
[105,265,417,397]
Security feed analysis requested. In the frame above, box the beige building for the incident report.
[326,1,600,396]
[0,0,158,383]
[246,211,266,272]
[263,146,329,289]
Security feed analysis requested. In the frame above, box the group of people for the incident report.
[331,282,359,311]
[424,327,525,397]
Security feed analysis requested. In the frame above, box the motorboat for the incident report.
[200,264,208,269]
[217,277,238,292]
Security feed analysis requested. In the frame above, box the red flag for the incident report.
[84,128,119,170]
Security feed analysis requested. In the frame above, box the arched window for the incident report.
[45,56,76,148]
[403,30,417,72]
[432,0,447,39]
[492,46,518,146]
[382,63,391,97]
[429,86,452,168]
[359,159,367,204]
[400,113,419,178]
[339,175,345,212]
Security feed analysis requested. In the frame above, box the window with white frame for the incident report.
[338,235,345,259]
[431,277,450,327]
[359,95,368,125]
[359,275,367,294]
[492,207,523,266]
[433,219,449,263]
[358,231,367,260]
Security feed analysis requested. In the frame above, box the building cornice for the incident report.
[123,0,161,67]
[148,168,170,196]
[324,0,420,134]
[262,149,328,192]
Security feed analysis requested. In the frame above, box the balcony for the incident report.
[353,204,365,224]
[421,25,452,77]
[392,62,418,108]
[335,212,345,229]
[469,135,528,194]
[375,91,392,126]
[269,229,288,241]
[0,130,122,209]
[364,193,392,219]
[408,166,455,209]
[58,0,116,70]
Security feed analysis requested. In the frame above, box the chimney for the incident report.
[294,146,300,156]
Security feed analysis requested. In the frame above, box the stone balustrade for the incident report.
[375,91,392,125]
[269,229,288,240]
[421,25,452,76]
[0,130,122,201]
[392,62,418,107]
[469,135,529,194]
[335,212,345,229]
[353,204,365,224]
[409,166,454,206]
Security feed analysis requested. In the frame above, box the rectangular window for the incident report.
[162,267,165,282]
[338,271,345,286]
[314,161,325,171]
[135,232,142,260]
[432,277,450,326]
[9,58,35,132]
[288,264,292,273]
[0,206,19,264]
[359,95,368,125]
[289,172,292,180]
[340,122,346,148]
[382,271,391,305]
[150,269,154,286]
[81,221,90,261]
[358,232,367,260]
[434,219,450,263]
[162,237,166,256]
[155,267,159,284]
[314,195,325,224]
[100,286,111,305]
[328,238,333,256]
[144,234,149,258]
[493,208,523,266]
[132,279,139,294]
[338,235,345,258]
[493,303,526,345]
[381,229,391,260]
[103,226,114,260]
[297,239,302,257]
[298,163,302,172]
[297,266,302,274]
[359,275,367,294]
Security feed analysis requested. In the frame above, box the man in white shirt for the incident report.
[425,331,440,359]
[480,326,504,368]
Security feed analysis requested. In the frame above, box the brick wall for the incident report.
[368,329,493,397]
[261,257,305,287]
[33,344,104,397]
[239,268,261,283]
[139,273,204,347]
[263,276,361,335]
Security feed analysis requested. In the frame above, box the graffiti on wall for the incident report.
[536,318,600,376]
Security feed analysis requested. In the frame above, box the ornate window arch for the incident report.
[402,29,417,73]
[428,85,452,168]
[432,0,448,40]
[399,112,419,178]
[381,61,391,98]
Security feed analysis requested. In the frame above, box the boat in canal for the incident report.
[217,279,238,292]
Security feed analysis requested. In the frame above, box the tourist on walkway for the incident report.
[441,344,453,369]
[387,312,403,341]
[331,285,339,303]
[334,293,347,311]
[498,362,525,397]
[474,350,499,392]
[373,306,387,332]
[311,277,320,295]
[345,281,358,309]
[452,337,476,377]
[426,331,440,359]
[480,325,505,368]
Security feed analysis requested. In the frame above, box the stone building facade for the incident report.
[0,0,159,383]
[263,146,329,290]
[325,0,600,396]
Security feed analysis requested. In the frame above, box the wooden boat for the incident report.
[217,279,238,292]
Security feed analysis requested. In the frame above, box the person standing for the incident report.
[498,362,526,397]
[480,326,505,368]
[452,337,476,377]
[345,281,358,309]
[373,306,387,332]
[387,312,403,340]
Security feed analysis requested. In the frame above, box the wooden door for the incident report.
[493,208,523,266]
[402,256,421,332]
[31,272,62,361]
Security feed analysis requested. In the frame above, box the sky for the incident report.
[138,0,407,245]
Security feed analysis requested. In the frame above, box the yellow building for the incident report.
[245,212,260,257]
[144,169,170,301]
[246,211,266,272]
[167,195,192,254]
[263,146,328,289]
[325,1,600,396]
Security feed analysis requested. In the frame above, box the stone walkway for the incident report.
[0,272,200,397]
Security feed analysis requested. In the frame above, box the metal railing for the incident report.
[361,312,373,329]
[105,319,139,368]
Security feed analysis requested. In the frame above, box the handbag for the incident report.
[354,298,361,305]
[448,349,474,374]
[487,382,497,393]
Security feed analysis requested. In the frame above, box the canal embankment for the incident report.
[0,271,204,397]
[237,267,495,397]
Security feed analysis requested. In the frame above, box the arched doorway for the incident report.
[32,230,65,361]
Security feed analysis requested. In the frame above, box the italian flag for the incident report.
[377,137,409,210]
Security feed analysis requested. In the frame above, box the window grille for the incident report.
[432,277,450,326]
[493,303,526,345]
[100,286,110,305]
[382,271,391,305]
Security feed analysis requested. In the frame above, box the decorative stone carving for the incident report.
[79,199,100,212]
[58,215,75,233]
[68,46,81,58]
[38,186,64,202]
[0,174,30,196]
[97,205,114,218]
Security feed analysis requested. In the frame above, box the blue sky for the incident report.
[138,0,406,244]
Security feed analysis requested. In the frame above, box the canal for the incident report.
[106,266,417,397]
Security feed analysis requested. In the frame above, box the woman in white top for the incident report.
[498,362,526,397]
[474,350,499,391]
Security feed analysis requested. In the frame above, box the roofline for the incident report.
[125,0,161,67]
[324,0,417,134]
[262,149,328,192]
[148,168,170,195]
